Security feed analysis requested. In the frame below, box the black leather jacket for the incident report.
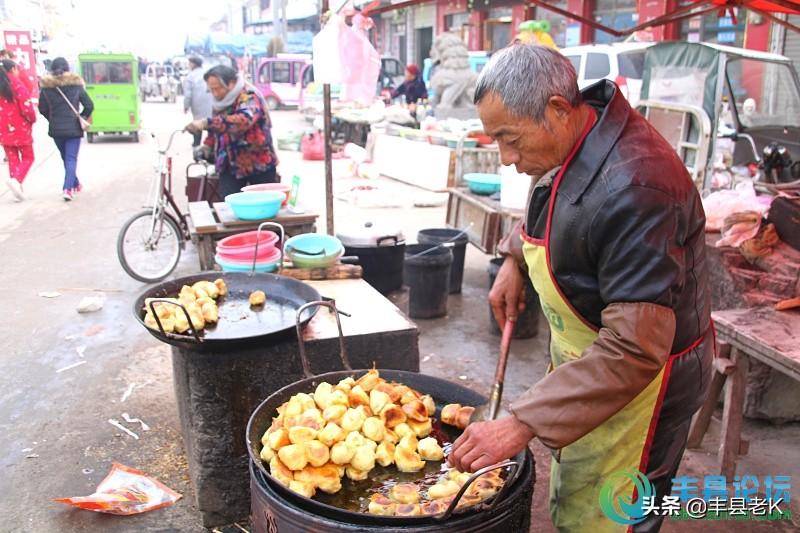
[524,80,710,353]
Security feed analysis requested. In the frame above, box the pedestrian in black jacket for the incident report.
[38,57,94,201]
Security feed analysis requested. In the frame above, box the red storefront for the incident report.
[433,0,772,53]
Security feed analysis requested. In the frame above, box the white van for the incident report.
[560,42,655,107]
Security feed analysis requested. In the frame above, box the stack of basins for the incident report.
[215,229,282,272]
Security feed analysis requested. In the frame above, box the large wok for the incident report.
[133,271,321,352]
[246,302,528,526]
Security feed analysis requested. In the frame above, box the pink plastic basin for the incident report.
[241,183,291,207]
[216,230,280,261]
[216,246,282,267]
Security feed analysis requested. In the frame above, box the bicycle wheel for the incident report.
[117,210,183,283]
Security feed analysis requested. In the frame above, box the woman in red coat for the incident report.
[0,65,35,201]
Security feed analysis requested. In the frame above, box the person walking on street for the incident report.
[0,65,36,201]
[184,65,278,198]
[38,57,94,201]
[182,56,212,147]
[2,59,35,95]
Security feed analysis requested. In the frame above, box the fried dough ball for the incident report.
[288,426,317,444]
[341,407,367,433]
[420,395,436,416]
[266,428,290,450]
[456,493,483,509]
[418,437,444,461]
[284,398,304,418]
[390,483,420,504]
[373,381,402,403]
[402,400,428,422]
[368,494,396,516]
[376,441,396,467]
[277,443,308,471]
[288,480,316,498]
[428,479,461,500]
[249,290,266,307]
[399,387,421,405]
[467,477,501,500]
[214,278,227,296]
[394,422,413,439]
[345,466,369,481]
[328,389,349,407]
[369,389,391,415]
[304,439,330,467]
[317,422,344,447]
[295,464,342,494]
[441,403,475,430]
[380,404,406,429]
[394,504,422,517]
[269,457,293,487]
[144,313,176,333]
[201,302,219,323]
[421,500,449,515]
[394,445,425,473]
[313,382,334,409]
[398,433,418,452]
[330,441,355,465]
[407,418,432,438]
[383,428,399,444]
[355,369,381,392]
[362,417,386,442]
[346,384,368,407]
[345,431,366,449]
[336,377,355,393]
[179,285,196,303]
[322,404,347,425]
[259,444,275,462]
[193,285,210,300]
[350,445,376,472]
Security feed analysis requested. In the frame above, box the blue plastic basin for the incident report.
[284,233,344,269]
[225,191,284,220]
[464,173,502,195]
[214,254,279,273]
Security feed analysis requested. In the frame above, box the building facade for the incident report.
[369,0,790,66]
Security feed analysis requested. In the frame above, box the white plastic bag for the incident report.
[702,181,770,232]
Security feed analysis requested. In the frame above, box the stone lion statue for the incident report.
[429,33,478,120]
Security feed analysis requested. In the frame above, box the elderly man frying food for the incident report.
[448,45,712,532]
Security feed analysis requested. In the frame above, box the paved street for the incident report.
[1,100,798,532]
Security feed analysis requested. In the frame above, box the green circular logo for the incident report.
[599,470,654,525]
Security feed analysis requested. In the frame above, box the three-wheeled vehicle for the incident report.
[140,62,178,103]
[637,42,800,190]
[78,53,141,143]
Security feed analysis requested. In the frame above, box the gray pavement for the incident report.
[0,99,798,532]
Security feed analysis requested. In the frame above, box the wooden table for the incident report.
[446,187,525,254]
[187,201,318,271]
[687,307,800,476]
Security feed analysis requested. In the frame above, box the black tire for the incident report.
[117,210,183,283]
[87,132,95,143]
[131,131,139,143]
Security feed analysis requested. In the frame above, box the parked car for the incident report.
[560,42,654,107]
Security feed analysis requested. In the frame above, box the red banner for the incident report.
[3,30,38,99]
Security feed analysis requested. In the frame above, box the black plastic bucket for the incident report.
[403,244,453,319]
[417,228,468,294]
[488,257,539,339]
[343,239,405,295]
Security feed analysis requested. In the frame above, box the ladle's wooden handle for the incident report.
[495,319,514,384]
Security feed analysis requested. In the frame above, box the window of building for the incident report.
[593,0,638,44]
[585,53,610,79]
[445,12,470,45]
[679,3,747,47]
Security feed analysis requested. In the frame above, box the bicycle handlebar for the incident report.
[161,129,186,154]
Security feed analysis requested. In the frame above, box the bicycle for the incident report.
[117,130,192,283]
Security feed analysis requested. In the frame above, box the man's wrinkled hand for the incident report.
[489,255,527,327]
[447,416,534,472]
[193,144,212,163]
[184,119,207,134]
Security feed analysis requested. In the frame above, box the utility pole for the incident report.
[321,0,334,236]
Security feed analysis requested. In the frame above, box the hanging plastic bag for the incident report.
[312,15,345,84]
[54,463,181,515]
[301,132,325,161]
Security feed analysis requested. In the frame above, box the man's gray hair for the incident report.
[474,45,580,122]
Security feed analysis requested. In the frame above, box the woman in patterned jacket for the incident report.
[184,65,278,197]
